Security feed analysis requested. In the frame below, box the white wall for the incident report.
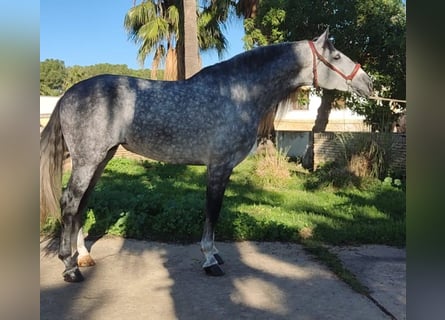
[276,131,309,158]
[40,96,60,115]
[278,93,365,121]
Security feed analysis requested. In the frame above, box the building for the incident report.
[40,96,60,130]
[273,91,370,158]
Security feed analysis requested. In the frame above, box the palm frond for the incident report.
[198,11,227,57]
[138,17,169,44]
[124,1,157,37]
[166,5,179,36]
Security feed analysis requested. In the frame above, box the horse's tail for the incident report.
[40,99,67,226]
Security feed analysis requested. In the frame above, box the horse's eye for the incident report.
[333,53,341,60]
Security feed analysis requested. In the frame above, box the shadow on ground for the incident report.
[40,238,393,320]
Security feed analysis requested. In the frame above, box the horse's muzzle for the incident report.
[353,71,373,97]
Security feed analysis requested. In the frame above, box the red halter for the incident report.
[308,40,361,88]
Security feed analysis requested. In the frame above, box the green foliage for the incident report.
[40,61,159,96]
[243,0,287,49]
[251,148,296,188]
[40,59,67,95]
[336,132,398,179]
[305,132,404,190]
[197,9,228,57]
[243,18,268,49]
[348,98,401,133]
[62,63,156,91]
[45,156,405,247]
[304,161,359,190]
[346,73,404,132]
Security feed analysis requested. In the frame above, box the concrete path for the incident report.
[40,237,405,320]
[330,245,406,320]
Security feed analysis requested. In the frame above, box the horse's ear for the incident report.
[315,27,330,47]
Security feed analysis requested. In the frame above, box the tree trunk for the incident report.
[237,0,259,18]
[182,0,200,79]
[150,45,163,80]
[176,39,185,80]
[302,89,335,170]
[164,47,178,80]
[312,90,335,132]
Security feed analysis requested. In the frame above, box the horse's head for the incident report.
[310,28,373,97]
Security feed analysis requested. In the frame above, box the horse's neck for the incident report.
[192,41,312,117]
[231,42,311,114]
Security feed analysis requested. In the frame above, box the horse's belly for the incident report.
[123,114,257,166]
[122,136,209,165]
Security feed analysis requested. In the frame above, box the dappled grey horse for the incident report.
[40,28,372,282]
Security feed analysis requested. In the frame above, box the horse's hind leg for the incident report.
[77,228,95,267]
[59,164,97,282]
[201,164,233,276]
[75,146,118,268]
[59,147,117,282]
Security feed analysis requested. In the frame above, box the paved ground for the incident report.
[40,237,405,320]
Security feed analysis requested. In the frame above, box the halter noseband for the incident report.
[308,40,361,88]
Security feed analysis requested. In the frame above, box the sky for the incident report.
[40,0,246,70]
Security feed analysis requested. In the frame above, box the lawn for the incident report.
[50,155,405,247]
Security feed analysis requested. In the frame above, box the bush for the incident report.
[336,132,394,179]
[304,161,360,190]
[252,146,295,189]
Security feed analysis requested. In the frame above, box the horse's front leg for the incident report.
[201,164,233,276]
[201,217,225,275]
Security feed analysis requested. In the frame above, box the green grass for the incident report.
[49,156,405,247]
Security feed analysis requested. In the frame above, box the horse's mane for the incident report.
[196,41,300,78]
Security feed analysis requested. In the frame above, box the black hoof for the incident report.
[204,264,225,276]
[214,253,224,265]
[63,268,84,282]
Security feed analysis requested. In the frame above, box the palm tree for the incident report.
[124,0,229,80]
[124,0,180,80]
